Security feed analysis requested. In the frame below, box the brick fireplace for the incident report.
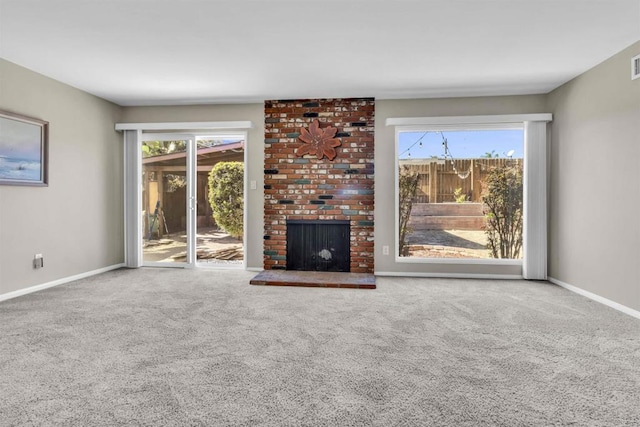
[262,98,374,274]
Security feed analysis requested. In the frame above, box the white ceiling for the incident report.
[1,0,638,106]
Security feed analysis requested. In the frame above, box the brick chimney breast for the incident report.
[263,98,375,273]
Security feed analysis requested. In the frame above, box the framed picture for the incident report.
[0,110,49,186]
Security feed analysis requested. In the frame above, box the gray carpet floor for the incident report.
[1,268,638,426]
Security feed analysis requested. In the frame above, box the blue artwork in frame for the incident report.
[0,110,48,186]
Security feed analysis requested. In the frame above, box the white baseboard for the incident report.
[0,263,126,303]
[374,271,523,280]
[548,276,640,320]
[246,267,263,272]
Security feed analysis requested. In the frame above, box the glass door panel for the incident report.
[141,138,190,265]
[195,136,245,267]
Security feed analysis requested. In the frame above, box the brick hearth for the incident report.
[262,98,375,273]
[250,270,376,289]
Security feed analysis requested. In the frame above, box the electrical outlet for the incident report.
[250,180,257,190]
[382,245,389,255]
[33,254,44,269]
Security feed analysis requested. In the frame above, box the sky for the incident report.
[0,116,43,160]
[398,129,523,160]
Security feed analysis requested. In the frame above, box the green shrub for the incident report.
[208,162,244,239]
[453,187,467,203]
[482,164,523,259]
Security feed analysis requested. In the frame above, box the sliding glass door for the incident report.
[137,132,246,268]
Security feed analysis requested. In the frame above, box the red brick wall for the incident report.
[263,98,375,273]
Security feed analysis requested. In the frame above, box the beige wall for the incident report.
[0,59,124,295]
[120,105,265,270]
[547,42,640,312]
[375,95,547,276]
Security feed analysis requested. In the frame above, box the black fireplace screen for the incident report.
[286,220,350,272]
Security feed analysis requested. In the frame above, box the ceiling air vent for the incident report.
[632,54,640,80]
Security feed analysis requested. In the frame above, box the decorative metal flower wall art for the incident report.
[295,119,342,160]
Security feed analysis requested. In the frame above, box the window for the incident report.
[388,114,551,279]
[397,126,524,261]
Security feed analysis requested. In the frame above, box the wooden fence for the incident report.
[399,158,522,203]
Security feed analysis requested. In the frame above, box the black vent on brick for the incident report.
[286,220,350,272]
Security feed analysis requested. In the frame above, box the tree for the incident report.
[208,162,244,239]
[482,163,523,259]
[398,165,420,256]
[141,140,187,158]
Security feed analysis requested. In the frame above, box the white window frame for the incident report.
[387,114,552,279]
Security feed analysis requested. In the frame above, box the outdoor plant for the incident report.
[208,161,244,239]
[398,165,419,256]
[482,163,523,259]
[141,140,186,157]
[453,187,467,203]
[165,174,186,192]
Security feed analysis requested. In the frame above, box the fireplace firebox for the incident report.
[286,220,350,272]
